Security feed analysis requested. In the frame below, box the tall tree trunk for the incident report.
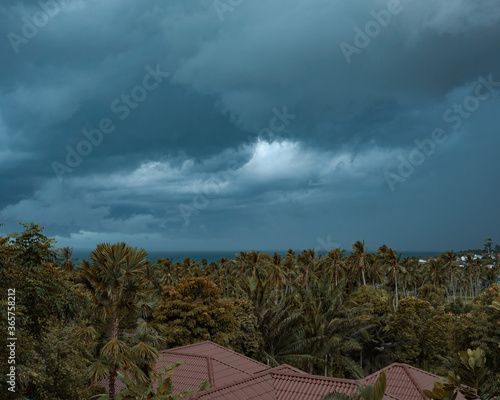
[109,363,117,400]
[394,268,399,311]
[109,304,119,400]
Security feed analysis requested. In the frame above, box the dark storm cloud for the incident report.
[0,0,499,251]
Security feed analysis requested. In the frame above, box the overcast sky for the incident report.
[0,0,499,252]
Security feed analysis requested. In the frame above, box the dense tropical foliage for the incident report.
[1,222,499,399]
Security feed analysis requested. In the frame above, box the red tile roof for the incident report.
[168,341,269,375]
[363,363,465,400]
[189,367,400,400]
[98,341,269,394]
[98,341,463,400]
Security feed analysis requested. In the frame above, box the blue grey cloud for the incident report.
[0,0,499,252]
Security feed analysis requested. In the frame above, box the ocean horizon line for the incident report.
[68,248,445,263]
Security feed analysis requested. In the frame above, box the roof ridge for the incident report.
[190,365,310,399]
[161,348,258,383]
[401,364,429,400]
[206,356,216,388]
[271,364,306,374]
[183,364,413,400]
[192,369,361,399]
[269,370,362,385]
[400,363,442,379]
[210,357,257,376]
[169,341,269,367]
[168,341,211,351]
[202,341,270,366]
[159,350,210,360]
[361,363,403,381]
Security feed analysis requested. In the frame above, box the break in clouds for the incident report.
[0,0,499,251]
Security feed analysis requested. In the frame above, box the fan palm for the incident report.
[77,242,163,400]
[57,246,76,272]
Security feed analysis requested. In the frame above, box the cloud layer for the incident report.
[1,0,499,252]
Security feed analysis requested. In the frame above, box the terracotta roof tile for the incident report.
[194,373,277,400]
[156,353,212,392]
[190,368,399,400]
[363,363,465,400]
[169,341,268,374]
[98,342,462,400]
[97,341,269,395]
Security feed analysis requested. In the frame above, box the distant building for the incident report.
[460,254,483,262]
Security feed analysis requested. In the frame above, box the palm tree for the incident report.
[485,262,499,287]
[280,279,375,378]
[237,275,303,366]
[350,241,370,286]
[208,258,231,295]
[267,253,289,290]
[423,258,446,288]
[234,251,272,281]
[364,252,381,288]
[57,246,76,272]
[472,257,485,297]
[93,361,210,400]
[296,249,319,290]
[281,249,298,294]
[152,258,178,291]
[400,257,419,297]
[440,251,457,303]
[377,245,404,311]
[454,264,467,302]
[77,242,163,400]
[181,257,199,276]
[325,249,347,287]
